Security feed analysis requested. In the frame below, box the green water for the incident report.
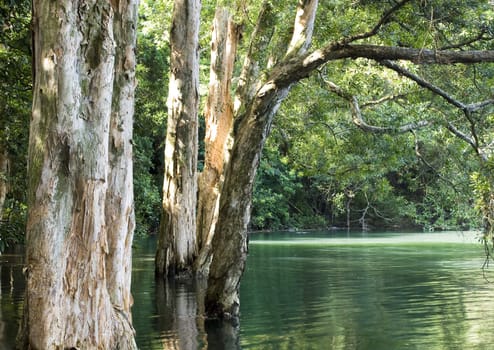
[2,231,494,349]
[239,231,492,349]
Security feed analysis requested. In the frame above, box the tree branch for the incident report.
[361,93,408,108]
[340,0,412,45]
[234,1,275,114]
[468,99,494,112]
[380,59,494,113]
[380,59,466,110]
[323,78,429,134]
[444,121,478,151]
[271,44,494,89]
[285,0,319,57]
[379,59,494,160]
[440,28,490,50]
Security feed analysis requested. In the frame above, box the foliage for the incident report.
[0,0,31,248]
[2,0,494,238]
[251,145,303,230]
[251,42,486,231]
[133,135,162,236]
[133,0,171,236]
[0,201,26,252]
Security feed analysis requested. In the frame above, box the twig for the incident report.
[339,0,412,45]
[321,75,429,134]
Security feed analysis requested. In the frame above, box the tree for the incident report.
[203,0,319,319]
[18,0,139,348]
[205,0,494,320]
[155,0,494,321]
[0,149,8,223]
[155,0,201,277]
[195,6,241,275]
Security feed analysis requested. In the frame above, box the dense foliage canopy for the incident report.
[2,0,494,251]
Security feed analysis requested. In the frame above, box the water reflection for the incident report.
[131,237,240,349]
[155,278,203,349]
[0,247,25,350]
[240,231,494,349]
[3,232,494,349]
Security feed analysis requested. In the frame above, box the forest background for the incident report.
[2,0,494,251]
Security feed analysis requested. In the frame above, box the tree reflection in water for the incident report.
[0,248,25,350]
[155,276,240,350]
[0,241,240,349]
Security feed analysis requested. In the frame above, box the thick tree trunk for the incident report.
[195,7,240,276]
[105,0,138,345]
[156,0,200,277]
[0,147,8,221]
[205,0,319,320]
[205,86,289,320]
[18,0,138,348]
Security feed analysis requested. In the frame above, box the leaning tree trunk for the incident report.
[18,0,138,348]
[195,7,240,276]
[156,0,200,277]
[205,0,319,320]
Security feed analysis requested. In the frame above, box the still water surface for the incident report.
[2,231,494,349]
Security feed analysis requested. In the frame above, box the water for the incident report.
[2,231,494,349]
[239,231,492,349]
[0,248,24,350]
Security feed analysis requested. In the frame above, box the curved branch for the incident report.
[340,0,412,45]
[380,60,494,113]
[380,59,466,110]
[444,121,478,151]
[361,93,408,107]
[379,59,493,160]
[271,44,494,89]
[324,79,429,134]
[440,28,490,50]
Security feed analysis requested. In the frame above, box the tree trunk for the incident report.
[195,7,240,276]
[205,0,319,320]
[179,0,494,322]
[156,0,200,277]
[0,147,8,221]
[105,0,138,345]
[205,93,286,320]
[18,0,138,348]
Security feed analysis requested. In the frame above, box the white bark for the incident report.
[195,7,239,276]
[206,0,319,320]
[105,0,139,343]
[19,0,138,348]
[156,0,200,277]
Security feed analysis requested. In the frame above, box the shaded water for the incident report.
[2,231,494,349]
[0,247,24,350]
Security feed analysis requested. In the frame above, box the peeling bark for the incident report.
[105,0,139,346]
[205,0,319,320]
[18,0,138,348]
[163,0,494,322]
[195,7,240,276]
[155,0,201,278]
